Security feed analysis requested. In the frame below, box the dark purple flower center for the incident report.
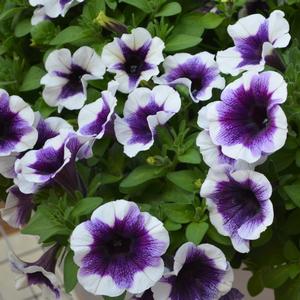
[127,101,164,145]
[168,248,225,300]
[35,120,58,149]
[213,178,262,233]
[56,64,88,99]
[247,102,268,131]
[104,233,133,256]
[236,22,269,67]
[30,146,65,176]
[166,57,217,98]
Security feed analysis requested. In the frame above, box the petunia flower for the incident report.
[102,27,165,93]
[12,113,73,193]
[70,200,170,297]
[78,81,118,139]
[0,89,37,157]
[220,288,244,300]
[204,71,288,163]
[41,47,106,112]
[9,244,61,299]
[154,52,225,102]
[0,186,34,229]
[114,85,181,157]
[200,165,274,253]
[152,242,233,300]
[196,105,266,168]
[16,131,92,194]
[29,0,84,24]
[216,10,290,75]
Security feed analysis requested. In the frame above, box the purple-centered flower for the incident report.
[0,186,34,229]
[70,200,170,297]
[196,105,267,169]
[200,166,274,253]
[152,242,233,300]
[78,81,118,139]
[154,52,225,102]
[29,0,85,24]
[220,288,244,300]
[41,47,105,112]
[0,89,37,157]
[9,244,61,299]
[16,131,92,194]
[114,85,181,157]
[216,10,290,75]
[102,28,165,93]
[13,113,73,193]
[205,71,288,163]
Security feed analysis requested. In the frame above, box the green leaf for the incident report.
[22,206,71,242]
[165,34,201,52]
[207,226,231,246]
[50,26,90,45]
[20,66,45,92]
[162,203,195,224]
[164,219,182,231]
[198,13,224,29]
[155,2,182,17]
[185,222,209,245]
[262,265,290,288]
[120,165,165,188]
[14,18,31,37]
[119,0,153,13]
[82,0,106,19]
[64,250,78,293]
[31,21,58,45]
[71,197,103,218]
[284,209,300,235]
[0,7,24,22]
[178,148,201,164]
[33,98,56,118]
[105,0,118,9]
[296,150,300,167]
[284,240,300,261]
[284,185,300,207]
[167,170,198,192]
[248,272,264,297]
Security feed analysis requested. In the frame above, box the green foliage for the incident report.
[2,0,300,299]
[64,250,79,293]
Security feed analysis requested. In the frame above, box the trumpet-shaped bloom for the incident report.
[114,85,181,157]
[102,28,164,93]
[0,89,37,157]
[216,10,290,75]
[78,81,118,139]
[29,0,84,24]
[16,131,92,194]
[196,106,266,169]
[70,200,170,297]
[205,71,288,163]
[0,186,34,228]
[154,52,225,102]
[9,244,61,299]
[41,47,105,112]
[200,166,274,253]
[152,242,233,300]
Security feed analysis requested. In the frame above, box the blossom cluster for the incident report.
[0,3,291,300]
